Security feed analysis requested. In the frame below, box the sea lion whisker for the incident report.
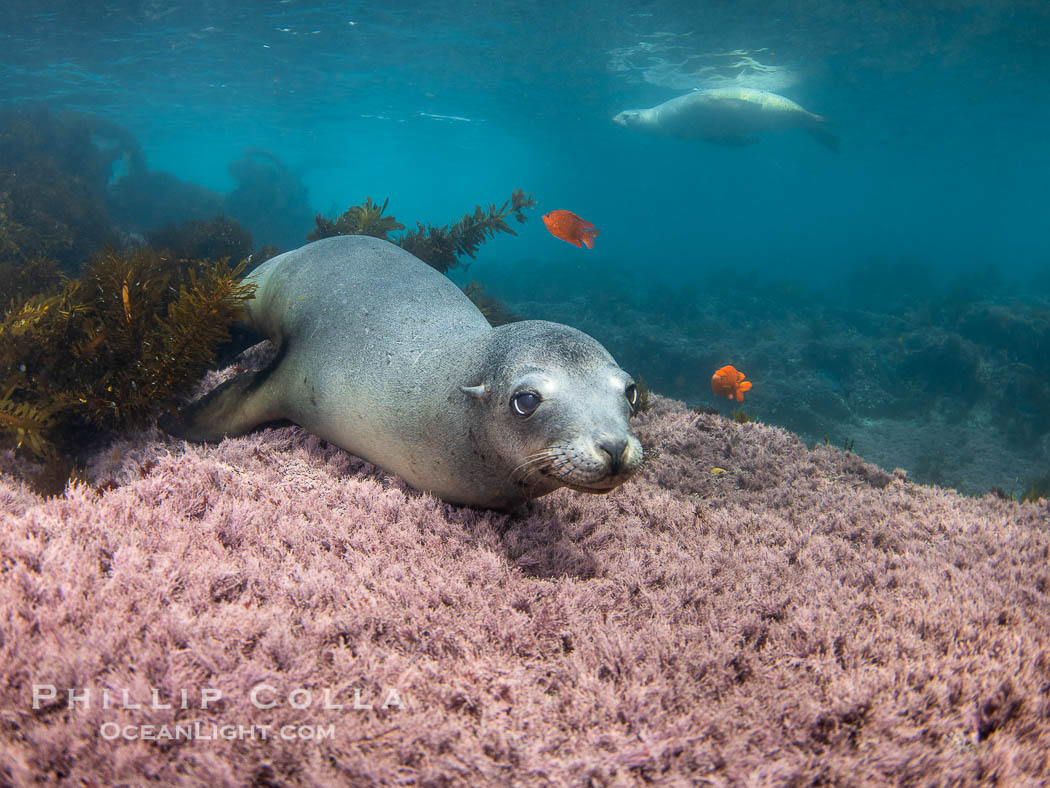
[510,449,556,475]
[547,457,578,481]
[509,449,560,484]
[511,464,546,486]
[508,445,577,488]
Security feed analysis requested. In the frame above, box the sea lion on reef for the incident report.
[613,87,839,151]
[170,235,644,510]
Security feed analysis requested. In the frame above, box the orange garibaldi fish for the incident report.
[542,210,599,249]
[711,365,752,402]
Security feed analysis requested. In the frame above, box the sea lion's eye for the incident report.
[511,390,541,417]
[625,383,638,409]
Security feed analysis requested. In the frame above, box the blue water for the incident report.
[3,0,1050,493]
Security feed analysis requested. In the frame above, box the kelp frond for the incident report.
[0,247,256,463]
[83,246,175,353]
[507,189,537,223]
[400,189,536,273]
[308,196,405,242]
[149,258,256,402]
[310,190,537,273]
[0,394,59,457]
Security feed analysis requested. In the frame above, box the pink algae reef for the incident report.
[0,394,1048,784]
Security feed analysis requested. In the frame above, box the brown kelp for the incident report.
[0,247,255,484]
[400,189,537,273]
[307,196,405,242]
[310,189,537,273]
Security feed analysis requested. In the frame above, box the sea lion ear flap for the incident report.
[459,384,488,400]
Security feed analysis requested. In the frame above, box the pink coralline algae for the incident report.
[1,395,1048,784]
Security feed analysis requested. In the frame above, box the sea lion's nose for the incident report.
[598,437,629,475]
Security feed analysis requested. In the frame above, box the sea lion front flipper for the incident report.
[164,353,286,443]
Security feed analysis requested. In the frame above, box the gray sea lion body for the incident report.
[174,235,643,510]
[613,87,838,151]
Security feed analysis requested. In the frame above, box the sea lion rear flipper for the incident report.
[163,358,285,443]
[807,116,840,153]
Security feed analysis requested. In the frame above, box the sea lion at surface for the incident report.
[169,235,643,510]
[613,87,839,151]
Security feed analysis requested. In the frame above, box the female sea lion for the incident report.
[613,87,839,151]
[172,235,643,510]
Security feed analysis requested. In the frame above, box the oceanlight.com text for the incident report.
[99,722,335,741]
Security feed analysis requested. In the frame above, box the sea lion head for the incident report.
[461,320,643,501]
[612,109,648,129]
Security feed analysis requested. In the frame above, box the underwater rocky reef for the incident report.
[0,106,315,270]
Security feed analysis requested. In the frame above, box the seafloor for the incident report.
[1,389,1047,784]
